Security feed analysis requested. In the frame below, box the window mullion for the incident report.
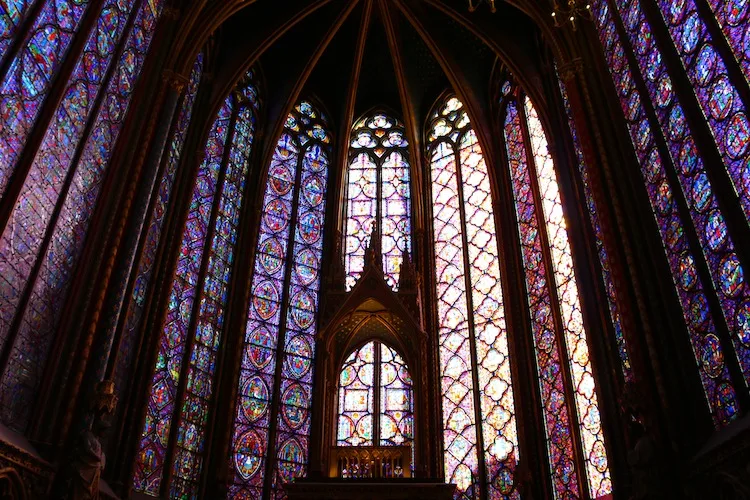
[516,98,591,499]
[0,0,145,384]
[452,137,488,500]
[0,0,106,221]
[261,138,307,500]
[374,341,381,446]
[160,97,241,496]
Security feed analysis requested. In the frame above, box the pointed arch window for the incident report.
[500,84,611,498]
[427,95,520,500]
[345,112,412,290]
[0,0,164,431]
[115,51,203,417]
[229,100,330,499]
[133,70,260,498]
[591,0,747,426]
[336,340,414,449]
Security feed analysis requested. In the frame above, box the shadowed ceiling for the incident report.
[184,0,551,155]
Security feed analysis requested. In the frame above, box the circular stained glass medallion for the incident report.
[720,254,744,297]
[689,293,710,327]
[715,382,739,425]
[264,199,290,233]
[709,77,733,120]
[241,376,269,422]
[695,44,717,86]
[690,173,711,212]
[282,384,309,429]
[295,249,319,285]
[736,301,750,346]
[269,163,293,195]
[680,14,700,53]
[705,210,727,250]
[252,281,279,320]
[678,253,698,290]
[259,238,284,274]
[701,334,724,378]
[234,430,264,479]
[285,335,313,379]
[304,144,327,172]
[277,439,305,481]
[493,466,514,495]
[302,175,325,207]
[247,327,275,369]
[725,113,749,159]
[299,211,322,244]
[291,291,316,329]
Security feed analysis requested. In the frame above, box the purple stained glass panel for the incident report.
[0,0,91,199]
[0,0,162,432]
[170,100,256,499]
[649,0,750,383]
[114,52,203,404]
[429,95,520,500]
[592,0,739,426]
[345,113,411,290]
[505,100,580,499]
[230,100,329,500]
[133,97,233,496]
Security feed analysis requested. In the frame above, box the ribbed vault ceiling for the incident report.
[187,0,549,160]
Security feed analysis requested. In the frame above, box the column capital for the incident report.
[162,69,190,94]
[557,58,585,82]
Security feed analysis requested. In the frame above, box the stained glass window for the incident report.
[503,89,611,498]
[114,52,203,401]
[337,340,414,449]
[345,112,411,290]
[705,0,750,84]
[428,95,520,500]
[133,70,259,498]
[591,0,743,425]
[555,72,632,379]
[0,0,91,198]
[229,100,330,499]
[0,0,165,431]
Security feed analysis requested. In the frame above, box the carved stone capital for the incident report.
[557,58,584,82]
[162,69,190,94]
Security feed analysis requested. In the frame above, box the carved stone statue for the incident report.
[64,380,118,500]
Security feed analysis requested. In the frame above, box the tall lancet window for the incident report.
[0,0,164,431]
[501,83,611,498]
[428,95,520,500]
[591,0,747,426]
[229,100,330,499]
[336,340,414,449]
[345,112,412,290]
[133,71,260,498]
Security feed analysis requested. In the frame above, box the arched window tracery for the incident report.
[0,0,165,431]
[336,339,414,449]
[344,111,411,290]
[133,70,260,498]
[428,95,520,500]
[115,50,204,423]
[229,99,330,499]
[501,84,611,498]
[591,0,748,426]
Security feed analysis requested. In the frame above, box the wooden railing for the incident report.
[329,445,412,479]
